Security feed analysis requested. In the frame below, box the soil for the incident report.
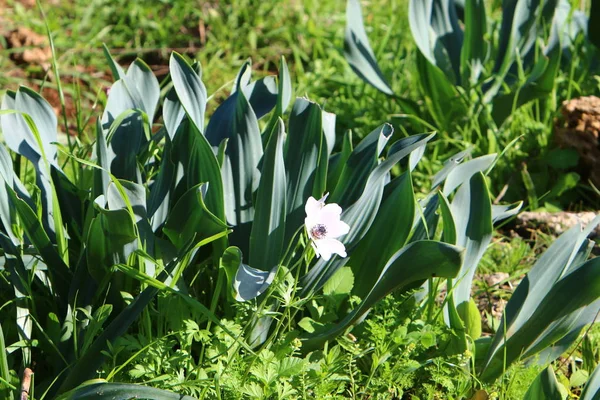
[555,96,600,188]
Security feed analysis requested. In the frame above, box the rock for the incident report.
[554,96,600,187]
[514,211,600,237]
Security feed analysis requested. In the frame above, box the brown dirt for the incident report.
[555,96,600,188]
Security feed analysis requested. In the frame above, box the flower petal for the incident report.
[305,196,322,217]
[314,238,347,261]
[326,220,350,238]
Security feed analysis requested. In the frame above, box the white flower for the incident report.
[304,194,350,261]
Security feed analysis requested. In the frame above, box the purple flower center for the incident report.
[310,224,327,239]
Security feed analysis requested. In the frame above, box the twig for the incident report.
[20,368,32,400]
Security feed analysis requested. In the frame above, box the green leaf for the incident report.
[329,123,392,209]
[262,56,292,146]
[481,217,600,382]
[351,171,415,299]
[0,323,10,395]
[450,172,493,307]
[104,109,146,182]
[56,381,198,400]
[234,263,276,302]
[278,358,306,377]
[323,266,354,297]
[523,366,568,400]
[570,369,589,388]
[442,154,496,196]
[126,58,160,119]
[102,44,126,81]
[170,118,226,227]
[409,0,463,84]
[169,52,207,131]
[344,0,394,95]
[481,256,600,383]
[283,98,328,240]
[6,184,71,298]
[581,362,600,400]
[486,0,544,103]
[456,298,482,340]
[163,183,228,249]
[249,119,286,270]
[147,138,176,231]
[415,52,465,130]
[1,87,59,167]
[460,0,487,84]
[205,62,263,230]
[301,240,463,351]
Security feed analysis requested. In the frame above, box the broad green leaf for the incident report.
[221,246,243,299]
[6,184,70,298]
[438,191,457,244]
[162,87,185,140]
[234,263,277,302]
[126,58,160,119]
[523,366,568,400]
[56,381,198,400]
[445,289,468,355]
[205,62,263,231]
[456,298,482,340]
[410,193,440,243]
[0,144,22,245]
[283,98,328,240]
[442,154,496,196]
[491,202,522,223]
[250,119,286,270]
[409,0,463,84]
[344,0,394,95]
[170,118,226,227]
[491,47,560,125]
[104,109,145,182]
[415,52,465,130]
[147,138,176,231]
[460,0,487,84]
[581,362,600,400]
[1,89,63,239]
[92,120,110,199]
[431,147,473,189]
[323,266,354,297]
[351,171,415,299]
[327,130,353,191]
[482,217,600,381]
[0,234,32,366]
[329,123,392,209]
[163,183,228,249]
[1,87,59,167]
[262,56,293,146]
[302,241,463,351]
[169,52,207,131]
[450,172,493,307]
[480,256,600,383]
[87,194,138,281]
[485,0,542,102]
[278,358,306,377]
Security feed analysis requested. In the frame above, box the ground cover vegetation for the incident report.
[0,0,600,399]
